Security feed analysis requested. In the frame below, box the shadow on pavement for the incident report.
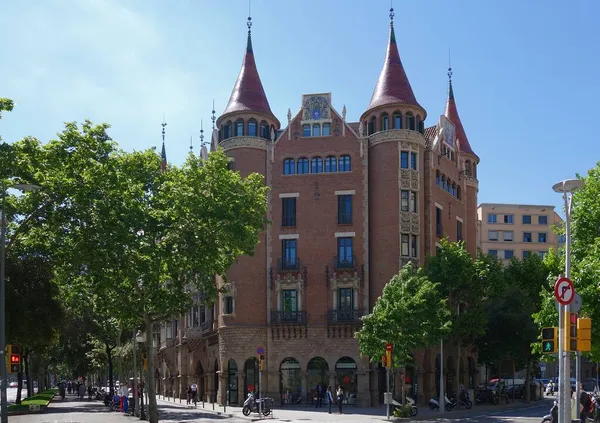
[158,409,230,421]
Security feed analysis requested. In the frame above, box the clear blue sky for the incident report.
[1,0,598,214]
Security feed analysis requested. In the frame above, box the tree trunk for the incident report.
[145,314,159,423]
[16,371,23,404]
[24,352,32,398]
[106,342,114,394]
[524,358,531,402]
[454,342,461,397]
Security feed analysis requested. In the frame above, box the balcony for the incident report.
[271,310,307,325]
[201,319,216,332]
[327,309,364,324]
[278,257,301,272]
[334,255,356,270]
[185,326,203,339]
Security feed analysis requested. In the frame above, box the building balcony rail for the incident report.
[201,319,216,332]
[278,257,301,272]
[327,309,364,324]
[161,338,176,349]
[185,326,203,339]
[270,310,307,325]
[334,255,356,270]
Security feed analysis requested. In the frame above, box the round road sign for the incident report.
[554,277,575,305]
[257,346,264,355]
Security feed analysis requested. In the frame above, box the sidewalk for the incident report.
[154,396,548,422]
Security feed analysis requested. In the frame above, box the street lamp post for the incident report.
[0,183,40,423]
[135,331,146,421]
[553,178,584,423]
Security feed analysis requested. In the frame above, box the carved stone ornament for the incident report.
[411,224,419,234]
[466,177,479,188]
[220,136,266,151]
[369,129,425,149]
[400,179,411,189]
[400,257,419,268]
[330,270,360,290]
[401,223,411,232]
[275,272,304,295]
[302,94,331,122]
[222,281,236,296]
[400,212,411,223]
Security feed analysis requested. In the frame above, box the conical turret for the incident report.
[444,70,477,160]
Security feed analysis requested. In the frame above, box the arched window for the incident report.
[335,357,358,404]
[283,158,296,175]
[311,157,323,173]
[393,112,402,129]
[472,163,477,178]
[297,157,309,174]
[339,155,351,172]
[406,112,415,130]
[368,117,376,135]
[442,176,447,190]
[260,121,269,139]
[416,115,422,133]
[418,120,425,134]
[223,121,232,139]
[312,124,321,137]
[303,124,311,137]
[235,119,244,136]
[322,123,331,136]
[436,170,440,186]
[280,358,301,405]
[456,185,461,200]
[465,160,472,177]
[381,113,389,131]
[307,357,329,395]
[244,358,259,399]
[248,119,257,137]
[325,156,337,173]
[218,126,223,142]
[452,183,457,197]
[227,359,238,404]
[447,179,452,193]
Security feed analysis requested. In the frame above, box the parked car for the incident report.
[8,382,18,388]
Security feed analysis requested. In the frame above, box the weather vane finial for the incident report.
[211,99,216,129]
[200,120,205,146]
[448,48,453,81]
[247,0,252,35]
[161,114,167,142]
[389,0,394,26]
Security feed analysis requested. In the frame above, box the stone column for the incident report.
[237,371,245,405]
[328,371,337,391]
[219,372,227,405]
[369,362,379,407]
[357,368,370,407]
[300,371,308,404]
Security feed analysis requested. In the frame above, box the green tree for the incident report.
[426,239,491,395]
[356,264,451,391]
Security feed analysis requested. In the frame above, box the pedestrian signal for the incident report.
[541,327,557,353]
[565,313,578,352]
[7,345,21,373]
[577,317,592,352]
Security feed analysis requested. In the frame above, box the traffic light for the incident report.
[565,312,578,352]
[259,354,264,372]
[577,317,592,352]
[7,345,21,373]
[381,355,387,368]
[541,327,557,353]
[385,344,392,369]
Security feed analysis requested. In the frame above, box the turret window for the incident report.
[465,160,472,177]
[283,158,295,175]
[418,120,425,134]
[436,171,462,200]
[312,124,321,137]
[303,124,311,137]
[224,121,232,139]
[260,121,270,139]
[368,117,376,135]
[400,151,409,169]
[235,119,244,136]
[297,157,309,174]
[322,123,331,136]
[457,185,461,200]
[410,152,417,170]
[436,170,440,185]
[406,113,415,130]
[393,112,402,129]
[248,119,257,137]
[339,155,351,172]
[311,157,323,173]
[325,156,337,173]
[381,113,389,131]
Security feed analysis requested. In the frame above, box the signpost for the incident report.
[554,277,575,423]
[554,277,574,306]
[257,347,264,417]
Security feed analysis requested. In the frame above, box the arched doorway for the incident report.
[213,359,219,403]
[279,358,301,405]
[307,357,329,405]
[227,359,238,405]
[244,358,259,398]
[335,357,357,405]
[195,361,205,401]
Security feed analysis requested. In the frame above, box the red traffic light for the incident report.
[386,343,392,351]
[10,354,20,364]
[570,313,578,324]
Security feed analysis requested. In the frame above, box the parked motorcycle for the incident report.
[242,392,272,417]
[541,400,558,423]
[389,396,418,417]
[429,394,453,412]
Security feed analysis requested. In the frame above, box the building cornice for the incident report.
[219,136,267,152]
[368,129,425,149]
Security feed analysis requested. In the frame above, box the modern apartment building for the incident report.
[152,8,482,408]
[477,203,564,262]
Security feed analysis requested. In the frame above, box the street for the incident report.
[7,394,554,423]
[7,387,29,404]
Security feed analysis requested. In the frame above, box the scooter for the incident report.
[389,396,418,417]
[242,392,272,417]
[541,400,558,423]
[545,384,554,396]
[429,394,453,412]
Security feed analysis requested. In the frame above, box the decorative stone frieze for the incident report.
[400,257,419,268]
[275,272,304,295]
[399,169,419,191]
[368,129,425,149]
[330,270,360,290]
[466,177,479,189]
[219,136,267,151]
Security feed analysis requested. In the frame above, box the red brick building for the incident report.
[154,10,480,408]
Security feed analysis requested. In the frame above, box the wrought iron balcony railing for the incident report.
[278,257,301,272]
[270,310,307,325]
[334,255,356,269]
[327,309,364,323]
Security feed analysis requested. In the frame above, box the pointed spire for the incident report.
[211,100,216,129]
[221,12,278,125]
[161,117,168,172]
[189,135,193,152]
[444,67,477,159]
[365,7,422,113]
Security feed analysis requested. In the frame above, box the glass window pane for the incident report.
[303,124,311,137]
[322,123,331,136]
[312,124,321,137]
[400,151,409,169]
[248,121,257,136]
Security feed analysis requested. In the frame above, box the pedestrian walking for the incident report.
[315,384,323,408]
[191,382,198,407]
[186,386,192,405]
[326,385,334,414]
[336,386,344,414]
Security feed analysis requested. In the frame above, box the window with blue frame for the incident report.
[339,155,351,172]
[312,124,321,137]
[410,152,417,170]
[523,251,530,259]
[400,151,409,168]
[311,157,323,173]
[297,157,309,174]
[381,114,389,130]
[538,215,548,225]
[282,198,296,227]
[235,119,244,136]
[538,232,547,243]
[283,158,295,175]
[337,237,353,268]
[488,214,497,223]
[260,121,270,139]
[282,239,297,269]
[322,123,331,136]
[522,215,532,224]
[248,119,257,136]
[338,195,352,224]
[504,250,513,260]
[325,156,337,173]
[393,113,402,129]
[488,249,498,258]
[303,124,311,137]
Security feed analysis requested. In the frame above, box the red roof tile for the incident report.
[444,81,478,160]
[222,32,274,119]
[366,23,422,112]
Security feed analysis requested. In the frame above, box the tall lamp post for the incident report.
[552,178,584,423]
[1,183,40,423]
